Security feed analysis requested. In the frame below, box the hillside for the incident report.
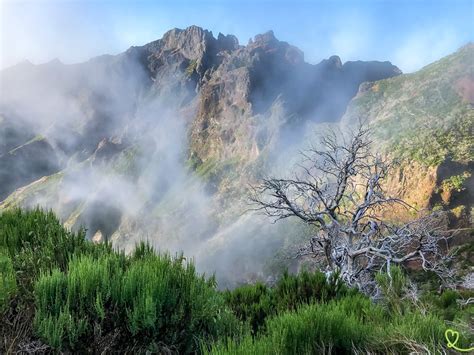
[341,43,473,227]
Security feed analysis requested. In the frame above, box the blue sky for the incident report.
[1,0,473,72]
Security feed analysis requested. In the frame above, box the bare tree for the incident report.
[251,124,453,293]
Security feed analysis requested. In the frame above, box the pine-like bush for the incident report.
[34,246,239,352]
[223,282,273,334]
[2,208,473,354]
[34,254,125,349]
[120,252,236,352]
[206,295,381,354]
[205,295,455,354]
[376,266,408,315]
[0,208,114,299]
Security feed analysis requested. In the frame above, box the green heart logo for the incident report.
[445,329,460,348]
[445,328,474,352]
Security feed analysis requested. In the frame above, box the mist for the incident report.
[1,0,471,286]
[0,36,285,286]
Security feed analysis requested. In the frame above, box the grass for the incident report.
[112,145,142,179]
[0,250,16,312]
[8,135,45,155]
[440,172,471,193]
[185,59,198,77]
[205,295,451,354]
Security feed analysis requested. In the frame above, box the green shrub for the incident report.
[385,312,448,353]
[207,295,383,354]
[262,295,379,354]
[420,288,474,323]
[440,172,471,192]
[185,59,198,77]
[376,266,408,315]
[437,290,459,319]
[223,282,273,334]
[34,246,239,352]
[272,270,350,309]
[34,254,125,349]
[0,209,239,351]
[0,208,114,299]
[34,308,87,349]
[206,295,460,354]
[223,270,353,336]
[0,250,16,311]
[3,208,473,354]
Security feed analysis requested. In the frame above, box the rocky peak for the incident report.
[320,55,343,69]
[139,26,243,91]
[248,30,304,65]
[251,30,279,48]
[143,26,239,61]
[143,26,214,61]
[217,33,240,52]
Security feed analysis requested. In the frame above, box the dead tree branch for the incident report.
[250,123,453,293]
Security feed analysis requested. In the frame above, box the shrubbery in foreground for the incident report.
[34,250,238,352]
[1,208,238,352]
[206,295,451,354]
[1,208,473,353]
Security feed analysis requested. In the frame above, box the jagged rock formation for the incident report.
[190,29,401,168]
[0,25,401,206]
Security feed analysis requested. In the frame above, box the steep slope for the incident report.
[190,30,401,168]
[342,43,474,228]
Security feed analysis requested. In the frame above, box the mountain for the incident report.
[0,26,471,283]
[0,27,401,198]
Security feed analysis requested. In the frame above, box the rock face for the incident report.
[1,26,471,283]
[189,29,401,168]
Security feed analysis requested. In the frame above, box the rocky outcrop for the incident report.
[133,25,240,99]
[189,29,401,170]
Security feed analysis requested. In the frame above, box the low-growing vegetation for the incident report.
[1,208,473,353]
[439,171,471,193]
